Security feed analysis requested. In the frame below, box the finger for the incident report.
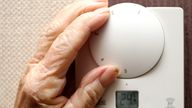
[80,65,119,87]
[30,0,108,64]
[40,8,110,77]
[63,66,119,108]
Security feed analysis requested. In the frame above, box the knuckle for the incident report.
[77,12,95,30]
[63,28,81,50]
[70,0,95,16]
[23,65,66,103]
[43,20,61,37]
[23,72,41,102]
[35,78,65,102]
[83,80,105,106]
[54,30,78,55]
[84,86,98,106]
[73,1,87,13]
[80,12,94,21]
[78,1,90,14]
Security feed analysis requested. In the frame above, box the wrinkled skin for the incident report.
[14,0,119,108]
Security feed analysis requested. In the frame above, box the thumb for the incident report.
[63,66,119,108]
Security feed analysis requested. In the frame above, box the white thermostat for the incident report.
[76,3,184,108]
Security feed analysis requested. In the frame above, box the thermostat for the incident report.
[75,3,184,108]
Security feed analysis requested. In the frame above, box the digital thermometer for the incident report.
[76,3,184,108]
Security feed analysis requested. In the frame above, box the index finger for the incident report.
[40,8,110,77]
[30,0,108,64]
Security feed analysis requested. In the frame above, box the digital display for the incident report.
[116,91,138,108]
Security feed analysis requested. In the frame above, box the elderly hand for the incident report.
[14,0,119,108]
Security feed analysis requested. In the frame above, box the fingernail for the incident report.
[95,7,109,14]
[99,66,119,87]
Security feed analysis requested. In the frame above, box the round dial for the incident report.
[89,3,165,78]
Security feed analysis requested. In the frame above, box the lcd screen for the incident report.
[116,91,138,108]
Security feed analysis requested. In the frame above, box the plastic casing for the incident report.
[75,3,184,108]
